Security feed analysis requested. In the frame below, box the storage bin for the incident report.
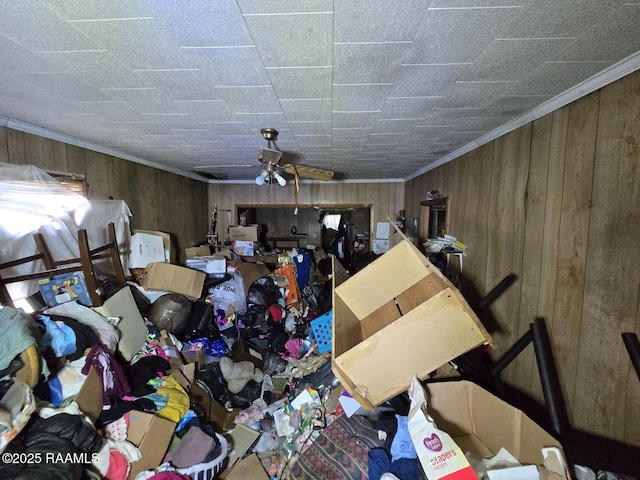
[175,433,228,480]
[310,311,332,354]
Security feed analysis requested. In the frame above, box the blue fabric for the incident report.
[294,251,312,290]
[390,415,418,461]
[368,448,420,480]
[40,315,77,357]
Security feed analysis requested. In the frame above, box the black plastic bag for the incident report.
[246,276,280,306]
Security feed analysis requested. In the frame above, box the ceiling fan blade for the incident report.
[283,164,334,181]
[258,148,283,165]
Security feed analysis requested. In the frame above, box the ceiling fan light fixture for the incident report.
[255,169,268,185]
[273,171,287,186]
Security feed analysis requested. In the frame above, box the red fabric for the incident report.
[268,304,283,323]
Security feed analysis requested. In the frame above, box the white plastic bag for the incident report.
[209,271,246,314]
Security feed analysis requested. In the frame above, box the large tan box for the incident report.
[126,411,176,480]
[423,380,567,476]
[229,225,260,242]
[141,262,205,301]
[331,238,492,410]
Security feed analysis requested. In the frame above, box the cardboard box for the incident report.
[129,232,168,269]
[133,229,175,264]
[229,225,260,242]
[74,367,103,424]
[221,453,269,480]
[38,271,92,308]
[185,245,212,258]
[423,380,566,476]
[232,338,264,369]
[141,262,205,301]
[188,381,240,433]
[331,239,492,410]
[180,345,206,370]
[232,240,255,256]
[126,411,176,480]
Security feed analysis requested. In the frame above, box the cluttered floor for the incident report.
[0,241,636,480]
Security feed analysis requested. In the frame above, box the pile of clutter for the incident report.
[0,245,350,480]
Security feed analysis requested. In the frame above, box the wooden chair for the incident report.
[0,223,126,308]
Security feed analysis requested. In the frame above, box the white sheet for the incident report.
[0,162,132,301]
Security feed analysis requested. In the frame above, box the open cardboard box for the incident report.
[423,380,568,479]
[331,236,492,410]
[126,411,176,480]
[141,262,205,301]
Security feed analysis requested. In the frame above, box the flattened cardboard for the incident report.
[74,367,102,424]
[331,239,492,410]
[226,423,261,469]
[425,380,565,473]
[127,411,176,480]
[94,286,147,362]
[141,262,205,301]
[220,453,269,480]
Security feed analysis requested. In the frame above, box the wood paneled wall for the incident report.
[208,182,405,249]
[0,127,209,263]
[405,70,640,446]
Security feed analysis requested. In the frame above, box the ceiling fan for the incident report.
[255,128,334,186]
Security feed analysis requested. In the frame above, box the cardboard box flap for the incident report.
[75,367,103,424]
[426,381,563,468]
[236,261,271,296]
[95,286,148,362]
[127,411,176,480]
[141,262,205,301]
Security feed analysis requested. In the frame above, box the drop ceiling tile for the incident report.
[332,112,379,128]
[296,135,331,146]
[148,0,253,47]
[434,82,511,109]
[0,72,39,93]
[267,68,332,99]
[39,0,155,21]
[428,1,529,7]
[236,0,332,14]
[333,84,392,111]
[39,51,152,89]
[508,61,612,96]
[500,0,624,39]
[484,95,553,116]
[373,119,421,134]
[390,64,472,97]
[7,89,93,114]
[334,0,429,42]
[0,1,99,52]
[552,4,640,62]
[173,101,235,122]
[244,13,332,67]
[288,121,332,136]
[332,128,371,141]
[300,145,332,155]
[379,97,441,119]
[220,87,282,114]
[71,18,189,70]
[280,99,332,121]
[333,43,407,84]
[405,7,522,64]
[0,36,61,74]
[460,38,576,82]
[181,47,271,86]
[234,113,288,130]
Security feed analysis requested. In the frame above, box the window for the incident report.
[322,213,341,231]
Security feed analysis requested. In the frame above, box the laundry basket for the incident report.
[310,310,332,354]
[176,433,228,480]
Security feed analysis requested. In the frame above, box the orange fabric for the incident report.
[273,264,300,306]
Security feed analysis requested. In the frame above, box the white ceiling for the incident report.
[1,0,640,182]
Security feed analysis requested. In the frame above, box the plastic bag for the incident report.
[246,277,280,307]
[208,271,246,315]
